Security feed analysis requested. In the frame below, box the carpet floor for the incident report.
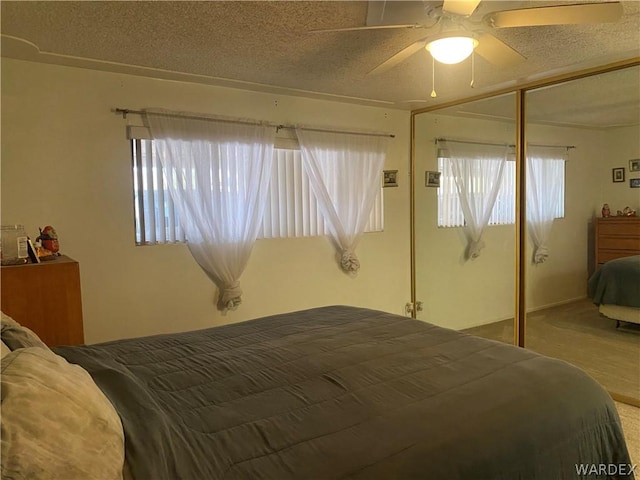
[617,401,640,466]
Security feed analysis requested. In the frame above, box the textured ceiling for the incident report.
[435,65,640,127]
[1,1,639,123]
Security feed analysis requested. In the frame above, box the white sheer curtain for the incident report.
[296,128,389,273]
[441,140,508,259]
[527,145,566,264]
[146,109,275,310]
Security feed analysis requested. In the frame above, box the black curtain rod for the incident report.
[114,108,395,139]
[435,137,575,150]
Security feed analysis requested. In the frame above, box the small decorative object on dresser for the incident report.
[622,206,637,216]
[612,167,625,182]
[615,207,637,216]
[616,207,636,217]
[26,239,40,264]
[601,204,611,217]
[36,225,60,254]
[0,225,29,266]
[629,158,640,172]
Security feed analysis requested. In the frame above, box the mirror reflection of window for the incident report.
[413,92,516,345]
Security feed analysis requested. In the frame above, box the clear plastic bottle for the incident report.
[1,225,29,265]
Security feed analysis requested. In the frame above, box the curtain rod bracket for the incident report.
[114,108,129,119]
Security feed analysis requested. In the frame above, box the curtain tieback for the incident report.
[340,249,360,273]
[219,281,243,310]
[534,245,549,264]
[468,239,486,260]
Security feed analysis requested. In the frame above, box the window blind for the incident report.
[437,156,564,228]
[131,140,383,245]
[261,149,383,238]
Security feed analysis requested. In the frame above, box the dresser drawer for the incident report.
[594,217,640,267]
[597,249,640,265]
[598,236,640,251]
[597,219,640,237]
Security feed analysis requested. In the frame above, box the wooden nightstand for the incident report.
[1,255,84,347]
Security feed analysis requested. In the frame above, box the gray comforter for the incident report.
[55,306,633,480]
[589,255,640,308]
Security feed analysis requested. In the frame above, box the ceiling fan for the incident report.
[311,1,624,74]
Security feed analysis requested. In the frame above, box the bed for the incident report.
[588,255,640,326]
[592,216,640,326]
[1,306,635,479]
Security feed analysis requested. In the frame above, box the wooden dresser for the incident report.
[594,216,640,267]
[1,255,84,347]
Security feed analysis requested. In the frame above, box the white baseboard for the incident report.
[527,295,589,313]
[457,295,589,331]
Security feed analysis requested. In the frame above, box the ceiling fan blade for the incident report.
[366,1,428,26]
[442,0,482,17]
[309,24,420,33]
[485,2,623,28]
[368,40,427,75]
[474,33,526,67]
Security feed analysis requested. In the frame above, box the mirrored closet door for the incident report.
[411,61,639,404]
[413,93,517,344]
[523,65,640,404]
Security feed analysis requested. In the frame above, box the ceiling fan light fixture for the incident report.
[426,35,478,64]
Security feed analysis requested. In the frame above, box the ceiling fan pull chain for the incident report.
[431,57,437,98]
[470,51,475,88]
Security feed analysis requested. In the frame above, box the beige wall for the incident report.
[599,126,640,214]
[525,123,603,309]
[413,109,627,330]
[1,58,411,343]
[414,111,516,330]
[3,59,635,341]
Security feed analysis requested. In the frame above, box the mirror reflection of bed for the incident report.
[590,216,640,331]
[584,261,639,334]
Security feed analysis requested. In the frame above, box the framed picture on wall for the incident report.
[630,159,640,172]
[612,167,625,183]
[383,170,398,188]
[630,178,640,188]
[425,171,441,187]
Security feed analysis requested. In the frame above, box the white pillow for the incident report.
[1,347,125,480]
[0,340,10,358]
[1,312,49,351]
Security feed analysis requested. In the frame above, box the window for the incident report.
[437,156,565,228]
[132,139,186,244]
[132,140,383,245]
